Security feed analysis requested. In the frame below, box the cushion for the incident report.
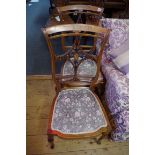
[63,59,97,77]
[77,59,97,77]
[100,18,129,75]
[98,18,129,60]
[101,18,129,50]
[101,63,129,141]
[112,50,129,74]
[63,60,74,76]
[50,88,107,135]
[108,38,129,59]
[110,110,129,141]
[62,59,103,82]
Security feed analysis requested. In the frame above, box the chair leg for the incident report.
[48,134,54,149]
[95,133,105,144]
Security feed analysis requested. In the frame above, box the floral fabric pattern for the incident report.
[110,110,129,141]
[101,18,129,50]
[102,63,129,141]
[63,60,74,76]
[51,88,107,134]
[102,63,129,113]
[96,18,129,141]
[97,18,129,62]
[77,59,97,77]
[63,59,97,77]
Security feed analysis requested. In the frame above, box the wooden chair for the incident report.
[49,0,126,17]
[52,5,104,65]
[43,23,107,86]
[47,4,104,28]
[52,0,103,7]
[56,4,104,26]
[42,24,111,148]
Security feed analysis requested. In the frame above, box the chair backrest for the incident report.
[42,24,110,91]
[57,5,104,25]
[53,0,103,7]
[57,5,104,14]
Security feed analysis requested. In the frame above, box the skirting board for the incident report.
[26,75,52,80]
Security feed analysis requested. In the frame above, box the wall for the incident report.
[26,0,51,75]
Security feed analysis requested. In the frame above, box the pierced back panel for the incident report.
[42,24,110,89]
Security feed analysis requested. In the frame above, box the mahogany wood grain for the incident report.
[56,4,104,26]
[42,24,110,91]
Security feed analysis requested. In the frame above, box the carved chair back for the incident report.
[42,24,110,93]
[56,5,104,25]
[53,0,103,7]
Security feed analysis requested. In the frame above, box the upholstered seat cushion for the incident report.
[62,59,103,82]
[49,88,107,135]
[63,59,97,77]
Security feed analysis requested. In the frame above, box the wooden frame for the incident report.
[52,0,104,7]
[56,4,104,26]
[47,89,111,137]
[47,88,112,149]
[47,4,104,48]
[42,24,111,148]
[52,0,125,9]
[57,5,104,14]
[42,24,110,92]
[48,4,104,26]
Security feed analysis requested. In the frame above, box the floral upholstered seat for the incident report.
[48,88,107,136]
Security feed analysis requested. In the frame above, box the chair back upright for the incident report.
[42,24,110,92]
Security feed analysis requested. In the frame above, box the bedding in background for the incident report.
[101,18,129,50]
[113,50,129,75]
[97,18,129,141]
[107,38,129,59]
[102,63,129,141]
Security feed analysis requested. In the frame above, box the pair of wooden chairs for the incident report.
[42,24,112,148]
[43,0,112,149]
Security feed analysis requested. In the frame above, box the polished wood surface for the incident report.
[53,0,103,7]
[56,4,103,26]
[57,5,104,13]
[26,79,129,155]
[44,24,109,35]
[51,0,126,10]
[42,24,110,90]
